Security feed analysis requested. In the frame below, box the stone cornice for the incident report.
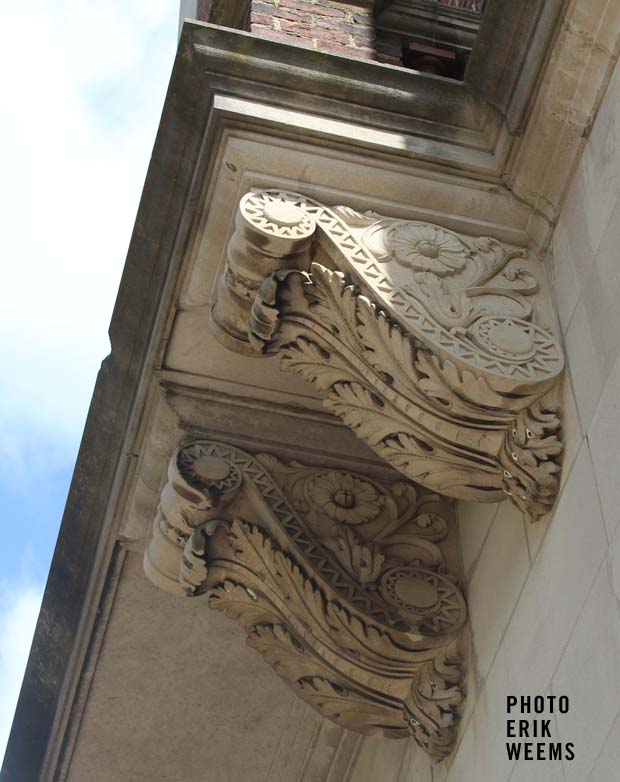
[182,6,620,249]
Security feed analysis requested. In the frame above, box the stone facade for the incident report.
[4,1,620,781]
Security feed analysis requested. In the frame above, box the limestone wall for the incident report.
[439,56,620,782]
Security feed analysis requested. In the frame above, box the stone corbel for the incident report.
[144,440,467,760]
[213,189,565,520]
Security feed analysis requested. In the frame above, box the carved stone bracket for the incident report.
[144,440,467,760]
[212,189,565,520]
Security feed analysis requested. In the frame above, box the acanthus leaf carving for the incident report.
[404,645,464,761]
[239,199,564,520]
[145,189,567,763]
[144,440,467,760]
[252,263,528,499]
[323,527,386,584]
[209,188,565,519]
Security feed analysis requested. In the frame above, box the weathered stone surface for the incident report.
[217,189,565,519]
[8,2,620,779]
[144,439,467,760]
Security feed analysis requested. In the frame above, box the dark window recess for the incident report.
[404,40,467,79]
[375,0,483,80]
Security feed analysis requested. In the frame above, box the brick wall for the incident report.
[250,0,375,59]
[196,0,212,21]
[194,0,483,63]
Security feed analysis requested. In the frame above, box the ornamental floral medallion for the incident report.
[307,472,381,524]
[390,223,469,276]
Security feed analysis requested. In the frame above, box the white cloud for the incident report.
[0,584,44,761]
[0,0,177,446]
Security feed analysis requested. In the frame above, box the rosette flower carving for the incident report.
[309,473,381,524]
[390,224,468,276]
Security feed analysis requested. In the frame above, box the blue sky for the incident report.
[0,0,179,759]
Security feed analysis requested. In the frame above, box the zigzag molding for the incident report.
[144,439,467,760]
